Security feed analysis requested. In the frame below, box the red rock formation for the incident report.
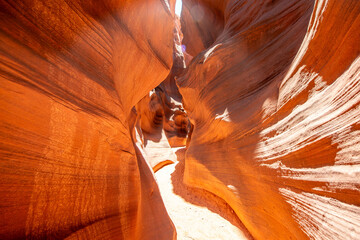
[1,0,360,239]
[178,0,360,239]
[0,0,176,239]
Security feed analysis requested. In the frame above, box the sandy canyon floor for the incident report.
[155,148,252,240]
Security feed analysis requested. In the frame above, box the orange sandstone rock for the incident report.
[0,0,176,239]
[178,0,360,239]
[1,0,360,239]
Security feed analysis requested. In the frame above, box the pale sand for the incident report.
[155,148,252,240]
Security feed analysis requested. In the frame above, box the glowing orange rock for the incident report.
[178,0,360,239]
[1,0,359,239]
[0,0,176,239]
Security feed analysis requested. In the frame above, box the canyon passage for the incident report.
[1,0,360,239]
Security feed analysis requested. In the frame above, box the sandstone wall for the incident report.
[1,0,359,239]
[179,0,360,239]
[0,0,176,239]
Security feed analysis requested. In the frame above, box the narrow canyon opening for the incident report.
[130,2,252,237]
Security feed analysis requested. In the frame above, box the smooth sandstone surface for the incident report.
[178,0,360,239]
[0,0,176,239]
[1,0,360,239]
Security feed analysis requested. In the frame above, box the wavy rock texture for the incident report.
[178,0,360,239]
[1,0,360,239]
[0,0,176,239]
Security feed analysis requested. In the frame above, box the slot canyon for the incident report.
[0,0,359,239]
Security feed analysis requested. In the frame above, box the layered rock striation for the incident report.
[178,0,360,239]
[1,0,360,239]
[0,0,177,239]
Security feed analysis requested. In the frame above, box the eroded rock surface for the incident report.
[1,0,360,239]
[178,0,360,239]
[0,0,177,239]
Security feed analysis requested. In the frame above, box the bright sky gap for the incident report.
[175,0,183,17]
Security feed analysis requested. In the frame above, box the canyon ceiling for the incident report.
[0,0,359,239]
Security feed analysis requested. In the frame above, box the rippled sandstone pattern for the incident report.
[1,0,360,239]
[0,0,176,239]
[178,0,360,239]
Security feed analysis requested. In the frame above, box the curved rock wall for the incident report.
[180,0,226,56]
[178,0,360,239]
[1,0,359,239]
[0,0,176,239]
